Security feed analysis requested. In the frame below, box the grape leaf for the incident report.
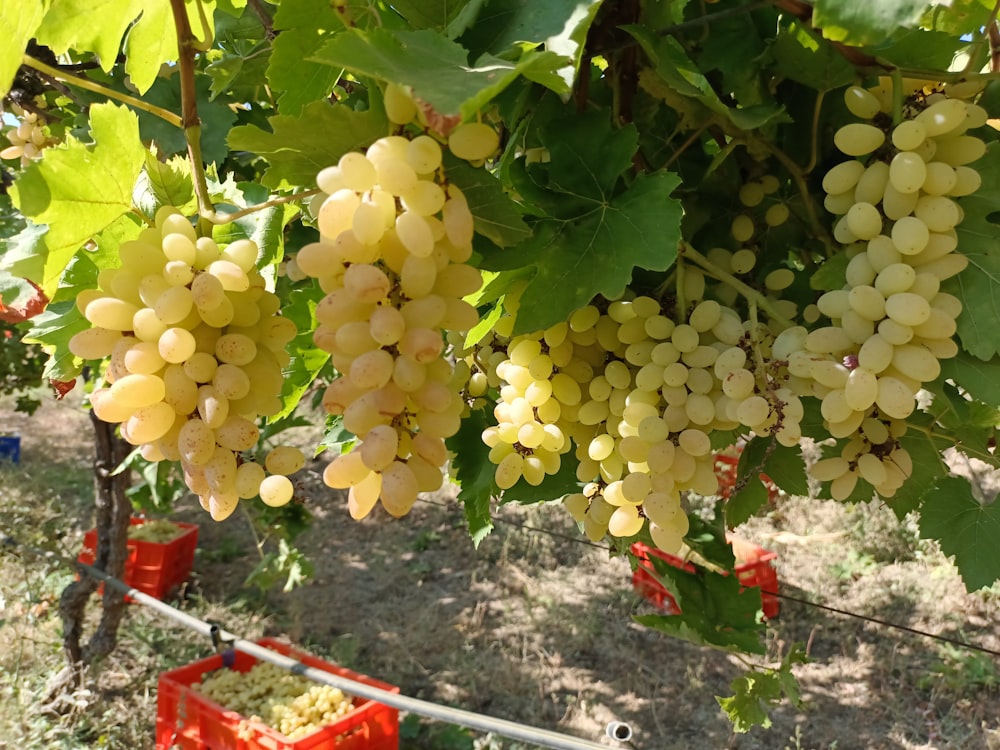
[767,20,855,91]
[273,285,330,422]
[725,472,771,530]
[21,299,88,381]
[34,0,215,94]
[862,28,969,70]
[458,0,603,87]
[312,28,570,120]
[0,1,45,97]
[135,152,197,218]
[9,103,145,298]
[634,557,766,654]
[886,411,950,520]
[446,408,497,547]
[948,142,1000,360]
[268,0,345,115]
[811,0,930,46]
[210,180,299,268]
[499,453,580,506]
[921,0,996,35]
[919,475,1000,591]
[444,158,530,248]
[479,112,683,335]
[134,72,237,165]
[228,100,388,190]
[718,648,807,733]
[626,26,787,131]
[939,351,1000,404]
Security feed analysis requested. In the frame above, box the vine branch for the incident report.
[679,243,796,330]
[169,0,215,229]
[20,56,183,128]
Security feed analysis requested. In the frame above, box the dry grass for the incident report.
[2,392,1000,750]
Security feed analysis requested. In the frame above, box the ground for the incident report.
[2,388,1000,750]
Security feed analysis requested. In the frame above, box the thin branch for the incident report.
[168,0,214,226]
[21,56,183,128]
[803,88,825,175]
[680,243,796,329]
[207,189,321,224]
[247,0,275,40]
[964,0,1000,74]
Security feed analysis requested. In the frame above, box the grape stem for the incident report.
[890,69,904,127]
[169,0,214,233]
[205,190,322,224]
[739,135,835,256]
[20,56,183,129]
[675,254,688,319]
[679,243,796,330]
[803,88,826,176]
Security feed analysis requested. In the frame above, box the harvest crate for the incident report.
[155,637,400,750]
[631,537,780,619]
[0,434,20,464]
[78,517,198,601]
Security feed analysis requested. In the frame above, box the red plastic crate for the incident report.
[78,517,198,600]
[155,637,400,750]
[631,537,780,619]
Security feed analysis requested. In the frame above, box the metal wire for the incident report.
[3,536,615,750]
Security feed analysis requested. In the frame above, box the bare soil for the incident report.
[4,392,1000,750]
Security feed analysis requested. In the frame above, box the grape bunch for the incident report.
[68,207,305,519]
[195,661,354,741]
[127,519,184,543]
[1,106,49,165]
[476,289,806,555]
[806,81,985,498]
[298,130,485,519]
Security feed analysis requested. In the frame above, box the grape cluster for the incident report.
[299,133,483,519]
[127,519,184,543]
[1,107,49,165]
[195,661,354,741]
[807,82,984,498]
[68,208,304,519]
[475,291,806,554]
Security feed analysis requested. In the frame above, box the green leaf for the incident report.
[480,113,683,335]
[444,158,530,248]
[9,103,145,298]
[228,100,388,190]
[862,28,967,70]
[500,453,580,505]
[135,152,197,218]
[386,0,475,29]
[210,180,298,267]
[717,672,777,732]
[36,0,215,94]
[268,0,344,115]
[919,476,1000,591]
[921,0,996,36]
[21,300,88,381]
[768,20,855,91]
[134,72,237,164]
[446,408,497,547]
[725,476,770,529]
[939,351,1000,405]
[634,556,766,653]
[717,647,807,733]
[810,251,851,292]
[812,0,930,46]
[458,0,604,87]
[949,142,1000,360]
[892,411,950,518]
[626,26,787,131]
[312,28,569,120]
[0,1,45,97]
[271,285,329,422]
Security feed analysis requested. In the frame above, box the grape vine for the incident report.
[4,0,1000,729]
